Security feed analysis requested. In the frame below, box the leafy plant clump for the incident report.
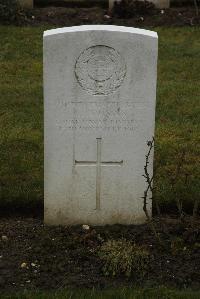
[113,0,155,18]
[99,239,150,277]
[0,0,23,24]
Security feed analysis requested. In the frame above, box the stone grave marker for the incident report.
[18,0,33,9]
[43,25,158,225]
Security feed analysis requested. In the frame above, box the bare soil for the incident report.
[0,217,200,292]
[23,6,200,27]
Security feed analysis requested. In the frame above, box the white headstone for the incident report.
[44,25,158,225]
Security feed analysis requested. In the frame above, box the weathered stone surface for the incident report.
[109,0,115,10]
[44,25,158,225]
[18,0,33,9]
[151,0,170,8]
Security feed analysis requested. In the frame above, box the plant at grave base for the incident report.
[0,0,24,24]
[170,237,186,256]
[113,0,155,18]
[142,137,165,247]
[98,239,150,278]
[142,137,155,222]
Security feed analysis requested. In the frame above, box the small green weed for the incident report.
[170,237,186,256]
[99,239,150,278]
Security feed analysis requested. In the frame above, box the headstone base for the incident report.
[18,0,33,9]
[151,0,170,8]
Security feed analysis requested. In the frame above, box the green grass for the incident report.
[0,26,45,210]
[0,26,199,211]
[1,287,200,299]
[155,27,200,208]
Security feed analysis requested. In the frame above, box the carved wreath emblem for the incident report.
[75,45,126,96]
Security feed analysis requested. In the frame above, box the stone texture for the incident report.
[151,0,170,8]
[109,0,115,10]
[18,0,33,9]
[43,25,158,225]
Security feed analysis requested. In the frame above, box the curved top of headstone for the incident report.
[43,25,158,39]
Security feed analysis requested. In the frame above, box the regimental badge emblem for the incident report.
[75,45,126,96]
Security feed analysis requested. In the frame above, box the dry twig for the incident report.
[142,138,164,246]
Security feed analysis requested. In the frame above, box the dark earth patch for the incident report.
[0,217,200,293]
[20,6,200,27]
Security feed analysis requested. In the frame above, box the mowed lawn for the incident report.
[0,26,199,211]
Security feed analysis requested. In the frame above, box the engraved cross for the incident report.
[75,138,123,210]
